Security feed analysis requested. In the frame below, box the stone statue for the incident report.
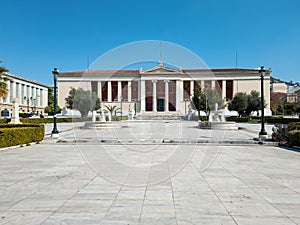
[10,98,22,124]
[215,103,218,111]
[100,103,106,122]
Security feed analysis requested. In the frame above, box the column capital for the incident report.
[164,80,170,83]
[152,80,157,83]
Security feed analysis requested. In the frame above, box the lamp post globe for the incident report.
[51,68,59,137]
[259,66,267,140]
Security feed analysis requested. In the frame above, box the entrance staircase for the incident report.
[135,112,182,120]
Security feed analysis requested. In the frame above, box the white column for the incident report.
[141,80,145,112]
[164,80,169,112]
[201,80,205,90]
[180,80,184,102]
[176,80,181,111]
[118,81,122,101]
[190,80,194,97]
[152,80,157,112]
[128,81,132,102]
[211,80,216,89]
[108,81,112,102]
[222,80,226,100]
[97,81,102,100]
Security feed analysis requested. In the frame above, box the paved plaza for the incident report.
[0,121,300,224]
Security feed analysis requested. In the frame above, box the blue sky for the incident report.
[0,0,299,85]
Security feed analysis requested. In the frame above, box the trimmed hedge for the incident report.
[226,116,300,124]
[0,124,44,148]
[265,117,300,124]
[226,117,250,122]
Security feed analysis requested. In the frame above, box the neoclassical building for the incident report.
[58,63,271,116]
[0,72,48,116]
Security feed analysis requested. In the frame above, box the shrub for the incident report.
[287,130,300,147]
[0,124,44,148]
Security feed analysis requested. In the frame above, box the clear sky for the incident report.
[0,0,299,85]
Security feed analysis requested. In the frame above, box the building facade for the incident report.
[0,73,48,116]
[58,64,271,116]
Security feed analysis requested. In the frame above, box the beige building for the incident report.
[0,72,48,116]
[58,63,271,116]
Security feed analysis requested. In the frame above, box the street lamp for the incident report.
[24,96,30,112]
[51,68,59,137]
[205,97,209,121]
[133,99,137,116]
[259,66,267,139]
[198,96,201,122]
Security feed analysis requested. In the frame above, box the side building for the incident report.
[0,72,48,116]
[58,64,271,116]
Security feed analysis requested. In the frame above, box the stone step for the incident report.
[135,113,182,120]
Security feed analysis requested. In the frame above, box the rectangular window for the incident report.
[101,82,108,101]
[131,81,138,101]
[226,80,233,100]
[183,81,190,100]
[16,83,19,100]
[111,81,118,101]
[91,81,98,94]
[122,81,128,101]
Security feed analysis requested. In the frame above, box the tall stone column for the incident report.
[176,80,181,111]
[211,80,216,89]
[108,81,112,102]
[164,80,169,112]
[152,80,157,112]
[128,81,132,102]
[141,80,145,112]
[201,80,205,90]
[222,80,226,100]
[190,80,194,97]
[118,81,122,101]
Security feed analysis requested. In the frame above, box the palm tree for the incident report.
[104,105,120,116]
[0,61,9,99]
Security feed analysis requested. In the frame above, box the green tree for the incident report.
[228,92,248,116]
[65,87,76,109]
[205,89,225,113]
[245,90,261,116]
[65,88,99,117]
[47,87,54,105]
[0,61,9,99]
[191,87,207,120]
[104,105,120,116]
[283,102,298,115]
[44,104,62,115]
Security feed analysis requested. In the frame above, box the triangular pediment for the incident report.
[140,63,182,75]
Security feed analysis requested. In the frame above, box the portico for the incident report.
[57,63,271,116]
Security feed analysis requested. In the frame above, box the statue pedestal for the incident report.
[9,98,22,124]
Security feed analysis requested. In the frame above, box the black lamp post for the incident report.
[259,66,267,137]
[205,97,209,121]
[51,68,59,136]
[133,99,137,116]
[24,96,30,112]
[198,96,201,121]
